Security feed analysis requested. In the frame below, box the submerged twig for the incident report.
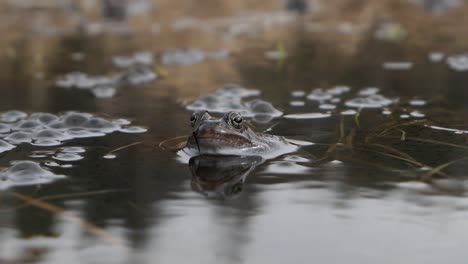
[421,156,468,181]
[108,141,143,153]
[12,193,124,246]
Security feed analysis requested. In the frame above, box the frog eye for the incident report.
[229,112,243,129]
[190,113,197,126]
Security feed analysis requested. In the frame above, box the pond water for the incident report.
[1,1,468,263]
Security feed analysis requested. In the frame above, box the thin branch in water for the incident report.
[421,156,468,181]
[12,193,124,246]
[108,141,143,153]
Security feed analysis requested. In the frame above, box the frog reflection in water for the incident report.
[186,111,296,157]
[189,155,262,198]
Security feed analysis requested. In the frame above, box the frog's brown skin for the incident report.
[186,111,293,157]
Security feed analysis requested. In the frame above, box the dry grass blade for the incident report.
[7,189,130,212]
[379,136,468,150]
[421,156,468,181]
[12,193,124,246]
[108,141,143,153]
[159,136,188,151]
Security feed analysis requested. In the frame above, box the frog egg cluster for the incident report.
[0,160,64,190]
[0,110,147,154]
[446,54,468,72]
[161,48,229,66]
[56,59,157,98]
[112,51,153,68]
[185,84,282,120]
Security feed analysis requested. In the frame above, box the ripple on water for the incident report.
[0,161,64,189]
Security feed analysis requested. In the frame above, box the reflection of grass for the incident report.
[322,114,468,181]
[10,192,125,246]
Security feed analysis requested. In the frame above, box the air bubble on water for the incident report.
[112,119,131,125]
[345,94,394,108]
[284,155,310,163]
[34,129,71,141]
[382,110,392,115]
[319,104,336,110]
[29,113,59,124]
[291,90,305,97]
[0,140,15,154]
[120,65,157,85]
[409,99,427,106]
[66,128,106,138]
[61,164,73,168]
[447,54,468,72]
[306,89,333,101]
[400,114,410,119]
[327,85,350,95]
[284,113,331,119]
[53,153,84,162]
[44,161,60,167]
[0,161,64,189]
[382,62,413,70]
[14,120,43,131]
[341,110,357,115]
[186,84,280,119]
[0,123,11,134]
[112,51,153,68]
[30,150,54,158]
[358,87,380,96]
[91,86,117,99]
[428,52,444,62]
[60,147,86,153]
[330,98,341,103]
[161,48,205,65]
[290,101,305,107]
[4,132,33,144]
[32,139,62,147]
[410,111,425,118]
[119,126,148,133]
[247,99,283,117]
[103,154,117,159]
[1,111,27,123]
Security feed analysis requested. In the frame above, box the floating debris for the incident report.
[383,62,413,71]
[374,22,407,42]
[161,48,228,66]
[428,52,445,63]
[284,113,331,119]
[0,161,64,189]
[186,84,282,119]
[446,54,468,72]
